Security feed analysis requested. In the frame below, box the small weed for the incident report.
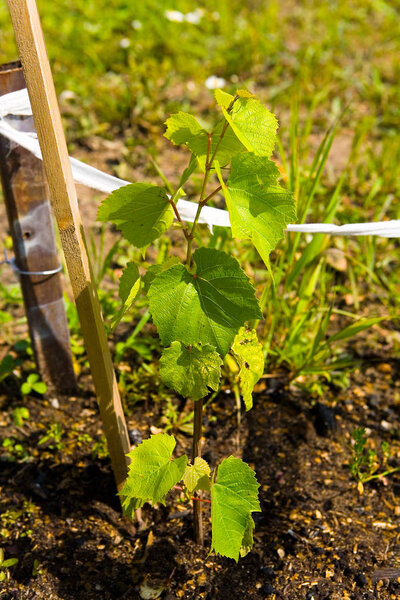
[2,437,30,462]
[0,548,18,582]
[0,355,16,383]
[161,398,194,436]
[38,423,65,451]
[12,406,30,427]
[91,434,109,460]
[0,500,36,539]
[21,373,47,397]
[350,427,400,494]
[32,559,43,576]
[13,339,33,358]
[117,363,164,413]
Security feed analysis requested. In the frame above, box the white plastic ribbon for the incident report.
[1,89,399,237]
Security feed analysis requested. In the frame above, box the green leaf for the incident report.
[164,111,204,146]
[326,317,386,344]
[239,518,255,558]
[211,120,246,168]
[120,495,142,520]
[1,558,18,568]
[0,355,15,382]
[160,342,222,400]
[217,154,295,266]
[211,456,260,561]
[164,111,245,170]
[216,92,278,157]
[21,382,31,395]
[119,434,187,508]
[148,248,261,356]
[110,262,142,330]
[231,328,264,411]
[178,154,198,189]
[214,89,233,109]
[97,183,173,249]
[183,457,211,493]
[142,257,181,293]
[32,382,47,395]
[236,89,256,99]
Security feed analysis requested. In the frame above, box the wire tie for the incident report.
[0,249,62,276]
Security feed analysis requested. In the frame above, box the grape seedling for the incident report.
[98,89,296,559]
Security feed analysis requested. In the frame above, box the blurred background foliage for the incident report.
[0,0,399,397]
[0,0,399,145]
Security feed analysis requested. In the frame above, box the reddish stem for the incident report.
[173,485,211,504]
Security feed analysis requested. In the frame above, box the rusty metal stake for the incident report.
[0,60,76,394]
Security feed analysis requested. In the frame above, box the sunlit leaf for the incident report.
[148,248,261,356]
[231,328,264,411]
[217,154,295,266]
[240,518,255,557]
[183,457,211,493]
[120,434,187,508]
[142,257,180,293]
[216,92,278,157]
[110,262,142,330]
[160,342,222,400]
[164,111,245,170]
[97,183,173,249]
[211,456,260,561]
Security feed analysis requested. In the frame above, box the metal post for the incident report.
[0,60,76,394]
[7,0,131,491]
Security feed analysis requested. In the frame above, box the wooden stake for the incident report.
[7,0,130,490]
[192,399,204,546]
[0,61,76,394]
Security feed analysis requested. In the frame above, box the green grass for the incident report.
[0,1,398,140]
[0,0,399,397]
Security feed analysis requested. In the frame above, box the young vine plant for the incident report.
[98,89,296,561]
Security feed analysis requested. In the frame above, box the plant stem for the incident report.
[201,185,222,206]
[173,485,211,504]
[168,194,190,240]
[192,398,204,545]
[185,97,238,266]
[207,94,237,166]
[186,135,212,266]
[362,466,400,483]
[233,383,241,449]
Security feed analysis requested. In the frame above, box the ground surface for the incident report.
[1,350,400,599]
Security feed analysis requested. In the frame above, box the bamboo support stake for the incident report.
[7,0,130,489]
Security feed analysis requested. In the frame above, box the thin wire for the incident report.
[0,249,62,276]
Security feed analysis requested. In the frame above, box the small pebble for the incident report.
[312,403,337,436]
[261,583,276,596]
[50,397,60,409]
[368,394,379,408]
[260,566,274,579]
[355,573,368,587]
[128,428,142,446]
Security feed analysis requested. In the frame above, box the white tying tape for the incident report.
[1,89,399,237]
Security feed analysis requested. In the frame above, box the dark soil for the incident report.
[1,353,400,600]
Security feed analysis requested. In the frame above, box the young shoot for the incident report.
[98,89,295,560]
